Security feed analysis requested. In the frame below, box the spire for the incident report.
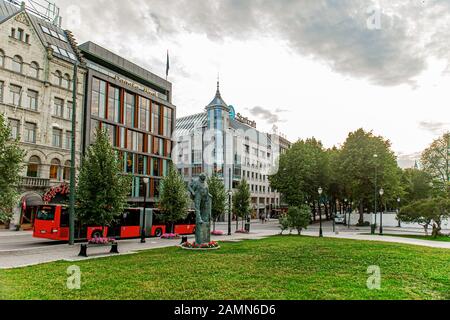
[216,73,221,98]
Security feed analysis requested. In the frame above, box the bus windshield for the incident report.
[36,206,56,221]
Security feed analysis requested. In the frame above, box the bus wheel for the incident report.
[91,230,103,239]
[155,228,163,238]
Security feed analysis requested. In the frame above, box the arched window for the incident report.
[12,55,23,73]
[0,50,4,68]
[27,156,41,178]
[63,160,71,181]
[49,158,61,180]
[30,61,39,78]
[54,70,62,86]
[61,73,70,89]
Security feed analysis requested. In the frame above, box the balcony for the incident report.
[21,177,50,188]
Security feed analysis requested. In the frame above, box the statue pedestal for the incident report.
[196,222,211,245]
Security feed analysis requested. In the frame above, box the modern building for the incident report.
[79,41,175,208]
[174,82,287,219]
[0,0,85,229]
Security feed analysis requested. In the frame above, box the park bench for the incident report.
[78,242,119,257]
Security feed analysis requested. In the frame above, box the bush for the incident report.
[287,206,310,235]
[279,214,290,234]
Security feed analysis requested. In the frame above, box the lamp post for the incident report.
[68,61,78,246]
[344,198,348,226]
[228,167,232,235]
[141,177,150,243]
[318,187,323,238]
[397,198,401,228]
[372,154,378,235]
[348,202,354,229]
[379,188,384,235]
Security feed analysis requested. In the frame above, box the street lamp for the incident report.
[379,188,384,235]
[141,177,150,243]
[318,187,323,238]
[372,154,378,235]
[397,197,401,228]
[344,198,348,226]
[228,190,232,236]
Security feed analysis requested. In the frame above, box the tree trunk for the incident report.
[171,223,175,234]
[358,201,364,225]
[213,220,216,232]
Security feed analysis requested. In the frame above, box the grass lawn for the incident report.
[1,236,449,300]
[362,233,450,242]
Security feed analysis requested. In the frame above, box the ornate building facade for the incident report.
[0,0,85,229]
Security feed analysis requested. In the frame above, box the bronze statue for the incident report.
[188,173,212,244]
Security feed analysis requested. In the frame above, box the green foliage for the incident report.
[420,132,450,196]
[158,164,190,232]
[0,114,25,223]
[400,168,433,205]
[399,197,450,237]
[208,174,227,230]
[287,205,310,235]
[269,138,329,207]
[278,214,290,234]
[338,129,402,218]
[233,179,251,220]
[76,127,131,227]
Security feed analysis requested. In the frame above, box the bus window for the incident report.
[60,208,69,227]
[122,209,140,226]
[36,206,55,221]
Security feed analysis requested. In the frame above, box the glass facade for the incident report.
[89,76,174,201]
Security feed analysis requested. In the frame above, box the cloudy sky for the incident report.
[49,0,449,167]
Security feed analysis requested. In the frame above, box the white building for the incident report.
[0,0,85,229]
[175,82,289,219]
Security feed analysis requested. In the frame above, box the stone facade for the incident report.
[0,6,85,229]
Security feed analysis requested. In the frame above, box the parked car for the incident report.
[334,214,345,225]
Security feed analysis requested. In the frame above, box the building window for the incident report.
[12,55,23,73]
[27,90,38,110]
[163,107,173,138]
[65,131,72,149]
[139,97,150,131]
[10,84,22,106]
[53,98,64,117]
[0,50,4,67]
[12,28,24,41]
[66,101,73,120]
[124,92,135,127]
[63,160,71,181]
[49,158,61,180]
[152,158,160,176]
[27,156,41,178]
[54,70,62,86]
[24,122,36,143]
[52,128,62,148]
[152,103,160,135]
[0,81,4,102]
[91,77,106,118]
[9,118,20,140]
[30,62,39,78]
[104,123,116,146]
[61,74,70,89]
[107,85,120,123]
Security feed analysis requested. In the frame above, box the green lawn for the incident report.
[1,236,449,300]
[363,233,450,242]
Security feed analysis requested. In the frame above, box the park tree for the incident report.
[0,114,25,228]
[208,174,227,231]
[158,164,190,233]
[287,205,310,235]
[421,132,450,195]
[269,138,329,211]
[399,197,450,237]
[76,127,131,233]
[400,168,433,205]
[339,129,402,224]
[278,214,290,235]
[233,179,251,230]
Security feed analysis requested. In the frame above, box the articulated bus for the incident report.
[33,204,196,242]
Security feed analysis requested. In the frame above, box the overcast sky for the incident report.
[49,0,449,168]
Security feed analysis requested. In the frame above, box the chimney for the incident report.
[20,1,25,10]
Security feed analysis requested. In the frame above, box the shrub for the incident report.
[287,206,310,235]
[279,214,290,234]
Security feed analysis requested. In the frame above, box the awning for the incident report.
[24,194,43,207]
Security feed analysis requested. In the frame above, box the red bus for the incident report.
[33,204,196,241]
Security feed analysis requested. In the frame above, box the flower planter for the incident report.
[180,241,220,250]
